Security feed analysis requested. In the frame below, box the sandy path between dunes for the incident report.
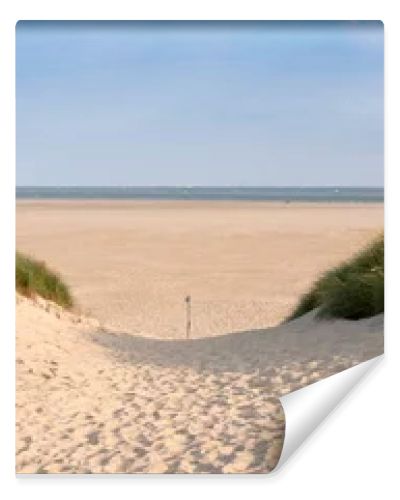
[16,200,383,338]
[16,295,383,474]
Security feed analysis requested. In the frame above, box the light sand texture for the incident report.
[16,200,383,338]
[16,295,383,474]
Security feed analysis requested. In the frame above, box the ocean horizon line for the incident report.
[16,185,384,202]
[16,185,384,189]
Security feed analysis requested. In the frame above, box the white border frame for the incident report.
[1,2,398,498]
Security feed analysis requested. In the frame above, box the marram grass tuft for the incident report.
[287,234,384,321]
[16,252,73,309]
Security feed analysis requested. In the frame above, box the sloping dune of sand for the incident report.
[16,295,383,474]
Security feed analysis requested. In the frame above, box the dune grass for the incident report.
[16,252,73,308]
[287,234,384,321]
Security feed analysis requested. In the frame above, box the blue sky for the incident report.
[16,21,383,187]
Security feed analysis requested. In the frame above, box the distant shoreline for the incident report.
[16,186,384,203]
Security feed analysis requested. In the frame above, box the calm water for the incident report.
[16,186,384,202]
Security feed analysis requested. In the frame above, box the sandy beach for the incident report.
[15,200,384,473]
[16,200,383,338]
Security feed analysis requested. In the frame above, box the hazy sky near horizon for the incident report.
[16,21,383,187]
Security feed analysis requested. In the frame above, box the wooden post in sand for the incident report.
[185,295,191,339]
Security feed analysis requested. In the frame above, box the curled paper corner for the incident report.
[274,355,383,471]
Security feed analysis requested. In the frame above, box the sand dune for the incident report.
[16,294,383,474]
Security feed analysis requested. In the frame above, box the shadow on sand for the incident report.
[89,311,383,376]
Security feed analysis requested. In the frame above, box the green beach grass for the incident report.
[16,252,73,309]
[287,234,384,321]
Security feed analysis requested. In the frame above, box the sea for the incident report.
[16,186,384,202]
